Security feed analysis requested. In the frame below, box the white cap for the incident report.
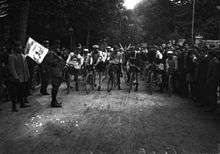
[167,51,174,54]
[92,45,99,49]
[83,49,89,52]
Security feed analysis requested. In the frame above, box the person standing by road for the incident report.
[8,41,30,112]
[205,51,220,112]
[44,40,65,107]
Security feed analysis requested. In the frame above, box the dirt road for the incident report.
[0,80,220,154]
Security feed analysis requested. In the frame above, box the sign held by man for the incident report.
[25,37,49,64]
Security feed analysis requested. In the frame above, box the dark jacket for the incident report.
[8,53,30,82]
[207,57,220,85]
[44,51,65,78]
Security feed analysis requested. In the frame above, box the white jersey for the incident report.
[66,52,84,69]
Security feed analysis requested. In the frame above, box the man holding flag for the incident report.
[26,38,65,108]
[43,40,65,107]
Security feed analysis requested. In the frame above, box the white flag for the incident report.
[25,37,49,64]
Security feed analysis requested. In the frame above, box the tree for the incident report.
[135,0,220,42]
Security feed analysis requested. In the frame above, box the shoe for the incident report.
[204,107,216,112]
[51,101,62,108]
[135,86,138,92]
[195,103,206,107]
[25,100,30,104]
[12,108,18,112]
[98,86,101,91]
[41,92,50,95]
[20,103,31,108]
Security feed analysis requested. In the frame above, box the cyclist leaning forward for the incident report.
[65,48,84,93]
[165,50,178,91]
[126,47,141,91]
[92,45,106,91]
[107,47,123,91]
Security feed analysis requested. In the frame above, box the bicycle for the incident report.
[84,65,95,94]
[167,71,175,97]
[147,64,163,95]
[107,64,119,92]
[128,65,139,93]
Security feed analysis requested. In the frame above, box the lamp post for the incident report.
[68,27,74,50]
[217,6,220,39]
[191,0,196,45]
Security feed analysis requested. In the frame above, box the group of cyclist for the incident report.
[62,41,179,94]
[1,39,219,110]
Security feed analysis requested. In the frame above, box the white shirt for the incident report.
[66,52,84,69]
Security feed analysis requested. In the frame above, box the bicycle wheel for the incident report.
[147,71,152,95]
[168,74,173,97]
[85,73,94,94]
[107,71,114,92]
[129,72,134,93]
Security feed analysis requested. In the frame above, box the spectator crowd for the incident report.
[0,39,219,113]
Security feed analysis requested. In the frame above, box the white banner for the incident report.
[25,37,49,64]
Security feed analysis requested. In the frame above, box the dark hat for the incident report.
[55,40,61,44]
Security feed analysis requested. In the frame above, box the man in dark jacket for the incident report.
[44,40,65,107]
[8,41,31,112]
[40,40,50,95]
[205,51,220,112]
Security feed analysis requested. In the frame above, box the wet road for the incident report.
[0,80,220,154]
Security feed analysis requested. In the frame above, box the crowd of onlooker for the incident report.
[0,39,220,113]
[146,40,220,112]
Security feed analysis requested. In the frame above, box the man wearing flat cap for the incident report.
[43,40,65,107]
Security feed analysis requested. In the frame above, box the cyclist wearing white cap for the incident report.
[92,45,106,91]
[166,50,178,73]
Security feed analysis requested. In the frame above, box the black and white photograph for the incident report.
[0,0,220,153]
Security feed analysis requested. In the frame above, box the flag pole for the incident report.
[191,0,196,45]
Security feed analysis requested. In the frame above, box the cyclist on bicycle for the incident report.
[83,49,93,69]
[166,50,178,74]
[92,45,106,91]
[126,47,141,91]
[65,48,84,92]
[165,50,178,93]
[108,47,123,91]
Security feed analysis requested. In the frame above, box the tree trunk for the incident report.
[19,0,30,46]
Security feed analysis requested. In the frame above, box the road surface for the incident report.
[0,79,220,154]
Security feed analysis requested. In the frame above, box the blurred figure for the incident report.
[39,40,50,95]
[195,50,210,106]
[65,47,84,93]
[8,41,30,112]
[44,40,65,107]
[205,51,220,112]
[92,45,105,91]
[0,46,10,104]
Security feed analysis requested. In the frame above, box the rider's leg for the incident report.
[74,70,79,91]
[66,73,70,94]
[135,72,139,91]
[98,72,102,91]
[117,64,121,90]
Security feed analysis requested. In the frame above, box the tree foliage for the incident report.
[135,0,220,43]
[27,0,126,46]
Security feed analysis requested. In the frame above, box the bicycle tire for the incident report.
[148,71,154,95]
[129,72,134,93]
[168,74,173,97]
[107,72,114,92]
[85,73,94,94]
